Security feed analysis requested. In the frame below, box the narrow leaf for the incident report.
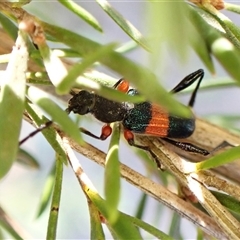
[197,228,204,240]
[17,148,40,169]
[189,26,215,73]
[52,48,81,58]
[168,212,182,240]
[37,41,68,88]
[96,0,150,51]
[88,201,105,240]
[196,146,240,171]
[85,189,142,239]
[25,103,68,164]
[36,164,56,217]
[0,218,24,240]
[104,123,121,224]
[74,76,145,104]
[126,213,173,240]
[179,77,237,93]
[225,3,240,14]
[211,38,240,82]
[27,86,83,145]
[58,0,103,32]
[42,22,192,117]
[189,6,240,82]
[46,155,63,240]
[0,12,18,40]
[116,40,138,54]
[0,31,28,179]
[204,7,240,49]
[107,213,142,239]
[57,43,117,94]
[0,206,26,240]
[135,193,147,219]
[212,191,240,215]
[148,0,190,65]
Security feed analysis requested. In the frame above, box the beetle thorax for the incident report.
[92,95,132,123]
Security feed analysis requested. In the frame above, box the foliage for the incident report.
[1,0,240,239]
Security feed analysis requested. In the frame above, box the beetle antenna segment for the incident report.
[65,107,71,114]
[19,121,53,146]
[70,90,76,96]
[170,69,204,108]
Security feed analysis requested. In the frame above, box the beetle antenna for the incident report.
[19,121,53,146]
[170,69,204,108]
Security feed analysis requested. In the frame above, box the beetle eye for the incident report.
[67,90,95,115]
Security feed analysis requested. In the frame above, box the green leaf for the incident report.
[197,227,204,240]
[0,206,24,240]
[86,189,142,239]
[0,31,28,179]
[0,228,3,239]
[25,103,68,165]
[27,86,83,145]
[127,213,173,240]
[189,6,240,82]
[204,7,240,49]
[205,114,240,130]
[179,77,237,94]
[168,212,183,240]
[46,155,63,240]
[11,0,31,7]
[88,201,105,240]
[36,164,55,217]
[26,71,51,85]
[212,191,240,215]
[37,41,68,88]
[42,22,192,117]
[57,43,117,94]
[116,40,139,54]
[135,193,147,219]
[211,38,240,82]
[96,0,150,51]
[58,0,103,32]
[196,146,240,171]
[74,75,145,104]
[17,148,40,169]
[106,213,143,240]
[189,25,215,73]
[104,123,121,224]
[148,0,191,66]
[225,3,240,14]
[188,6,222,48]
[0,54,10,64]
[52,48,81,58]
[0,12,18,40]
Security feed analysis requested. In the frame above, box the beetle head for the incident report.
[66,90,95,115]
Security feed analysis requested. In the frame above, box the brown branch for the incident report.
[1,8,239,237]
[21,113,227,239]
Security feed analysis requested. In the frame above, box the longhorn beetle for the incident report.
[65,69,209,167]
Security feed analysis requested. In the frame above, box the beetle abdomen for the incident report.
[167,116,195,138]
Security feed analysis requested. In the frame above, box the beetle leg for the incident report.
[163,138,209,156]
[80,124,112,140]
[124,130,162,169]
[170,69,204,108]
[210,140,235,154]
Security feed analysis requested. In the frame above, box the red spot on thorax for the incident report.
[116,79,130,93]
